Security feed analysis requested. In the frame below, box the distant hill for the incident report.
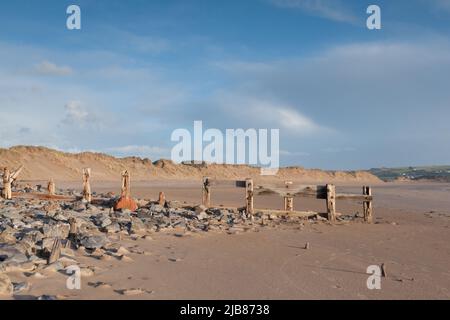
[0,145,382,183]
[369,166,450,182]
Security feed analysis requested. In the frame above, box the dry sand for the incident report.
[3,180,450,300]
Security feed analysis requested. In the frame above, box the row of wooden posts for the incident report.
[2,166,373,223]
[202,177,373,223]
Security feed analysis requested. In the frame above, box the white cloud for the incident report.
[269,0,357,24]
[63,101,93,126]
[35,61,73,76]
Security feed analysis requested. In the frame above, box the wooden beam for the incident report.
[363,186,373,223]
[256,184,327,199]
[159,191,166,206]
[246,178,254,215]
[284,196,294,211]
[326,184,336,223]
[48,238,61,264]
[2,167,12,200]
[47,179,55,196]
[207,179,247,188]
[258,209,318,218]
[82,168,92,203]
[202,177,211,207]
[336,194,373,201]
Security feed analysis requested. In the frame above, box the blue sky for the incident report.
[0,0,450,170]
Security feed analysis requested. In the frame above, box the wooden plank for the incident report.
[363,186,373,223]
[256,184,327,199]
[82,168,92,203]
[208,179,247,188]
[326,184,336,223]
[202,177,211,207]
[284,196,294,211]
[336,194,373,201]
[245,179,254,215]
[258,209,318,218]
[48,238,61,264]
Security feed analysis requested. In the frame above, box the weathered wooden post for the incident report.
[245,178,254,215]
[159,191,166,206]
[326,184,336,222]
[48,238,61,264]
[2,167,12,200]
[1,165,24,199]
[284,196,294,211]
[202,177,211,207]
[363,186,373,223]
[121,170,131,198]
[47,179,55,195]
[114,170,138,211]
[82,168,92,203]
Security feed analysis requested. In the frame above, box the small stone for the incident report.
[118,255,133,262]
[37,295,58,300]
[13,281,30,293]
[88,281,111,289]
[116,288,145,296]
[79,234,108,249]
[0,273,13,297]
[80,267,95,277]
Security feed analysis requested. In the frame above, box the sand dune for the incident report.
[0,146,381,183]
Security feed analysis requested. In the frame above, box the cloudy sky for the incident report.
[0,0,449,170]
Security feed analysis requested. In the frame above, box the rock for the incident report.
[37,295,58,300]
[166,200,182,209]
[41,223,70,239]
[149,204,165,213]
[194,205,207,214]
[0,232,16,244]
[79,234,108,249]
[13,281,29,293]
[118,255,133,262]
[197,211,209,220]
[0,245,29,264]
[80,267,95,277]
[0,273,13,297]
[93,214,112,228]
[71,201,87,212]
[103,222,121,234]
[130,218,146,235]
[116,288,145,296]
[88,281,111,289]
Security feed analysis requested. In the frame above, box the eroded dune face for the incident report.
[0,146,382,183]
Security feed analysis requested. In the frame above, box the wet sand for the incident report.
[5,181,450,300]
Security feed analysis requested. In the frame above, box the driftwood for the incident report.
[48,238,61,264]
[2,165,24,199]
[245,179,254,215]
[47,179,55,195]
[363,186,373,223]
[326,184,336,223]
[82,168,92,203]
[159,192,166,206]
[202,177,211,207]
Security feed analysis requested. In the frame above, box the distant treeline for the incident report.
[369,166,450,182]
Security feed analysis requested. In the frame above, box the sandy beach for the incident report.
[2,180,449,300]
